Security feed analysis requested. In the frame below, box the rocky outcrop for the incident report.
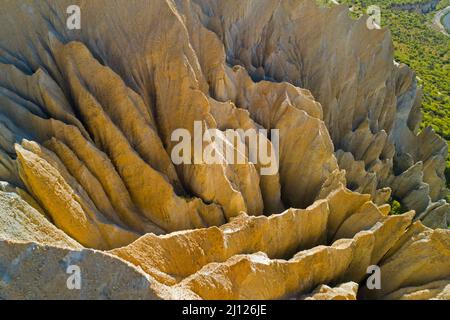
[0,0,448,300]
[360,221,450,299]
[181,0,449,225]
[0,189,81,249]
[2,188,449,300]
[301,282,359,300]
[109,188,418,299]
[0,239,193,300]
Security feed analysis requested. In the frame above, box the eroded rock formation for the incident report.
[0,0,449,300]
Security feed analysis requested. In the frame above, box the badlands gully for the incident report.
[0,0,449,300]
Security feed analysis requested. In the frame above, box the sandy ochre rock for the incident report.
[0,0,449,300]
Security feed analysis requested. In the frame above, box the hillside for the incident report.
[318,0,450,194]
[0,0,449,300]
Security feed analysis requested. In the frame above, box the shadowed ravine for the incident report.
[0,0,449,300]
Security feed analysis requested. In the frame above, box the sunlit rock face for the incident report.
[0,0,448,300]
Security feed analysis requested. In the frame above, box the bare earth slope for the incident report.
[0,0,448,299]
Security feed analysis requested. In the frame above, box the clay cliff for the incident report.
[0,0,449,300]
